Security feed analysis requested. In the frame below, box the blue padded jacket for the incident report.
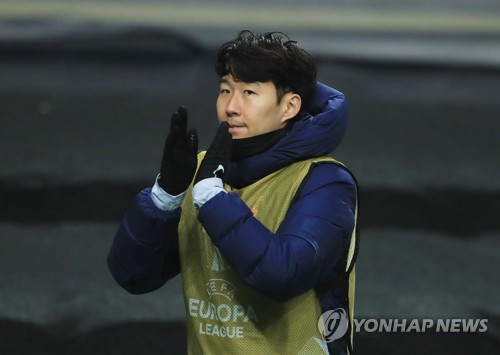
[107,82,358,354]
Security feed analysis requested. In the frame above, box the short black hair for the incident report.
[215,30,317,108]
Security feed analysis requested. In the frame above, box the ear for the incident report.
[280,93,302,124]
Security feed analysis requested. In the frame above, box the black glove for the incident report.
[194,121,232,185]
[158,106,198,195]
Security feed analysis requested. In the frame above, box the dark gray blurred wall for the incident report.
[1,25,499,234]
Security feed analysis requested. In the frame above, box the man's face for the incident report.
[217,75,300,139]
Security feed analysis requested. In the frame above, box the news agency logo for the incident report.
[353,318,488,333]
[318,308,349,343]
[318,309,489,340]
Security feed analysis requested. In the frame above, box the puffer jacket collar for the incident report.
[226,82,348,189]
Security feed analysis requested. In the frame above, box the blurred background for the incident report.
[1,0,499,354]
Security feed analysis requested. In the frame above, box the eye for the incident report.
[220,88,230,94]
[244,90,255,96]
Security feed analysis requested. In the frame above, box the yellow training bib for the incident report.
[178,153,356,354]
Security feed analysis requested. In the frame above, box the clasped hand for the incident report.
[158,107,232,208]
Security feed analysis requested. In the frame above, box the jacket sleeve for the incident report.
[107,188,182,294]
[197,163,357,301]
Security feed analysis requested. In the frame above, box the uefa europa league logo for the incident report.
[318,308,349,343]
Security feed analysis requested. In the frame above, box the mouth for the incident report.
[228,121,246,133]
[228,121,245,129]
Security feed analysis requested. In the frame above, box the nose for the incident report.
[225,92,241,118]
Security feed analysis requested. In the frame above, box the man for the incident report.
[107,30,359,354]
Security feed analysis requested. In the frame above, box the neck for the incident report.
[231,125,289,161]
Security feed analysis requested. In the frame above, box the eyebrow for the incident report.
[219,77,260,86]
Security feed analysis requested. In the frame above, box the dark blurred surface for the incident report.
[2,319,500,355]
[1,2,499,354]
